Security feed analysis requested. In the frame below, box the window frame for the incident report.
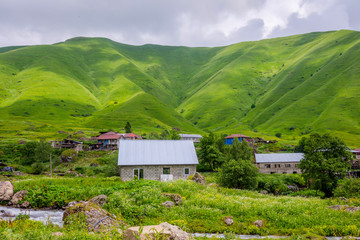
[163,168,170,175]
[133,168,144,179]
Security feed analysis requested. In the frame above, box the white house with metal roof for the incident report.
[255,153,304,174]
[118,140,199,181]
[179,134,203,143]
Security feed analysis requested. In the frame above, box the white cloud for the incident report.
[0,0,358,47]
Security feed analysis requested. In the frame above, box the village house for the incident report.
[255,153,304,174]
[352,148,360,160]
[50,139,83,152]
[96,132,143,150]
[225,134,251,145]
[118,140,198,181]
[97,132,123,150]
[350,149,360,176]
[179,134,203,143]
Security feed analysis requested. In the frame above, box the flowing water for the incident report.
[0,206,64,226]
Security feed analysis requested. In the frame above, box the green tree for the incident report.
[198,132,224,171]
[148,131,160,139]
[230,138,253,161]
[298,133,352,197]
[124,121,132,133]
[218,138,257,189]
[160,130,170,139]
[20,141,38,165]
[169,130,180,140]
[218,159,258,189]
[34,140,53,163]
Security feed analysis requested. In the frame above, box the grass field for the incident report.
[0,176,357,239]
[0,30,360,146]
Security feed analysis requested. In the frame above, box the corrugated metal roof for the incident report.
[255,153,304,163]
[118,140,199,166]
[97,134,123,140]
[179,134,203,138]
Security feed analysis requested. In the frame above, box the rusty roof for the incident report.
[225,134,250,139]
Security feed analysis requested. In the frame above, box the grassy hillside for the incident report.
[0,30,359,146]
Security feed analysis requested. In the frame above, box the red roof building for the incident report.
[225,134,250,139]
[96,132,142,150]
[225,134,251,145]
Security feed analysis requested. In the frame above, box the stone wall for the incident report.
[257,162,301,174]
[120,165,197,181]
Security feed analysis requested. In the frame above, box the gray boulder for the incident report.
[11,190,28,205]
[223,216,234,226]
[89,195,108,207]
[0,181,14,201]
[124,222,189,240]
[328,205,360,213]
[163,193,182,205]
[161,201,175,208]
[254,220,264,228]
[13,171,25,176]
[192,172,206,185]
[21,201,30,208]
[63,202,121,232]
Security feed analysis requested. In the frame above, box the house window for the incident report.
[265,164,271,168]
[133,168,144,179]
[285,164,291,168]
[274,164,281,168]
[163,168,170,175]
[184,168,190,175]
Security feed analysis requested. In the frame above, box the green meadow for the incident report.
[0,176,357,239]
[0,30,360,146]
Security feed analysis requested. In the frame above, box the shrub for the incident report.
[334,178,360,198]
[275,133,282,138]
[217,159,258,190]
[61,149,78,162]
[30,162,45,174]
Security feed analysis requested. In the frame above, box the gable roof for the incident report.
[225,134,250,139]
[97,132,123,140]
[179,134,203,138]
[118,140,198,166]
[255,153,304,163]
[123,133,142,139]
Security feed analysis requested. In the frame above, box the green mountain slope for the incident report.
[0,30,359,146]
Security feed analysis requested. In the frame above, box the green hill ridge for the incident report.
[0,30,359,146]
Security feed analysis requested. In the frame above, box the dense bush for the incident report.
[334,178,360,198]
[30,162,45,175]
[218,159,258,190]
[61,149,78,162]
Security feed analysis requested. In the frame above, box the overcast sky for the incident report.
[0,0,359,47]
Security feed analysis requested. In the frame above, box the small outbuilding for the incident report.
[179,134,203,143]
[118,140,198,181]
[225,134,250,145]
[255,153,304,174]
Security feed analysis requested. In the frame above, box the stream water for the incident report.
[0,206,64,226]
[192,233,360,239]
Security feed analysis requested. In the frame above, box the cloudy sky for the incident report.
[0,0,359,47]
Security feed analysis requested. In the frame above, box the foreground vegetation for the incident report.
[0,176,358,239]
